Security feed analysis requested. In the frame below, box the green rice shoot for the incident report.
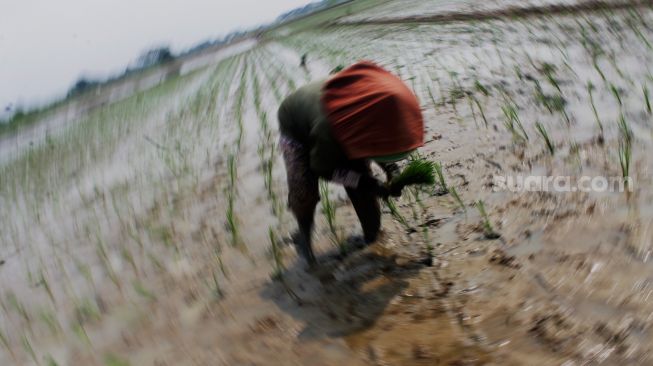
[389,158,436,192]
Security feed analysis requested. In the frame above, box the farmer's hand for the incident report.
[359,175,391,198]
[389,183,403,197]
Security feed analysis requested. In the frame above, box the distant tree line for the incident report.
[2,0,344,127]
[66,46,175,97]
[68,0,348,99]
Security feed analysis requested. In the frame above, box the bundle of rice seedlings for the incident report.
[389,158,436,192]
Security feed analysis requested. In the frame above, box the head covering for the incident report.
[321,61,424,160]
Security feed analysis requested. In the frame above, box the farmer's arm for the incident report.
[309,122,389,196]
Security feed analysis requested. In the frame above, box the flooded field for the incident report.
[2,1,653,365]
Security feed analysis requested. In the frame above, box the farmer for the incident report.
[278,61,424,265]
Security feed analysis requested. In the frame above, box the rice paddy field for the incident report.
[2,0,653,364]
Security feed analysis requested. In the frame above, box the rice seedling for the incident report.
[96,237,121,290]
[427,85,438,109]
[467,94,478,127]
[448,88,463,114]
[227,153,237,188]
[450,186,466,215]
[132,280,156,301]
[610,83,623,107]
[643,84,651,114]
[120,245,138,277]
[501,103,528,141]
[618,114,632,144]
[408,76,417,93]
[535,121,555,155]
[474,79,490,97]
[475,200,500,239]
[38,269,56,305]
[568,141,582,170]
[587,82,604,135]
[319,180,345,254]
[618,140,632,185]
[434,77,447,106]
[514,65,524,82]
[627,14,653,50]
[472,96,489,127]
[385,197,410,230]
[45,355,60,366]
[268,227,285,279]
[104,353,131,366]
[532,78,569,123]
[592,57,607,82]
[22,335,39,366]
[39,309,62,336]
[71,320,91,346]
[407,186,421,221]
[541,63,562,93]
[225,198,240,246]
[0,327,15,360]
[7,292,32,329]
[210,270,224,300]
[608,52,628,82]
[432,162,448,193]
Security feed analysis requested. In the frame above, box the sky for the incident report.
[0,0,311,114]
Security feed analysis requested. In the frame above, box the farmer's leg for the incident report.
[342,161,381,243]
[292,197,318,264]
[345,184,381,243]
[280,136,319,264]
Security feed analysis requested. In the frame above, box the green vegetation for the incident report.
[610,83,623,107]
[269,228,285,279]
[104,354,131,366]
[450,186,466,215]
[389,158,436,192]
[385,197,410,230]
[644,84,651,114]
[535,121,555,155]
[587,82,604,135]
[432,162,447,193]
[619,140,632,184]
[501,103,528,142]
[476,200,500,239]
[319,180,345,254]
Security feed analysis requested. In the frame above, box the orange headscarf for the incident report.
[321,61,424,160]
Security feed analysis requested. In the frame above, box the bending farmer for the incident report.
[277,61,424,265]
